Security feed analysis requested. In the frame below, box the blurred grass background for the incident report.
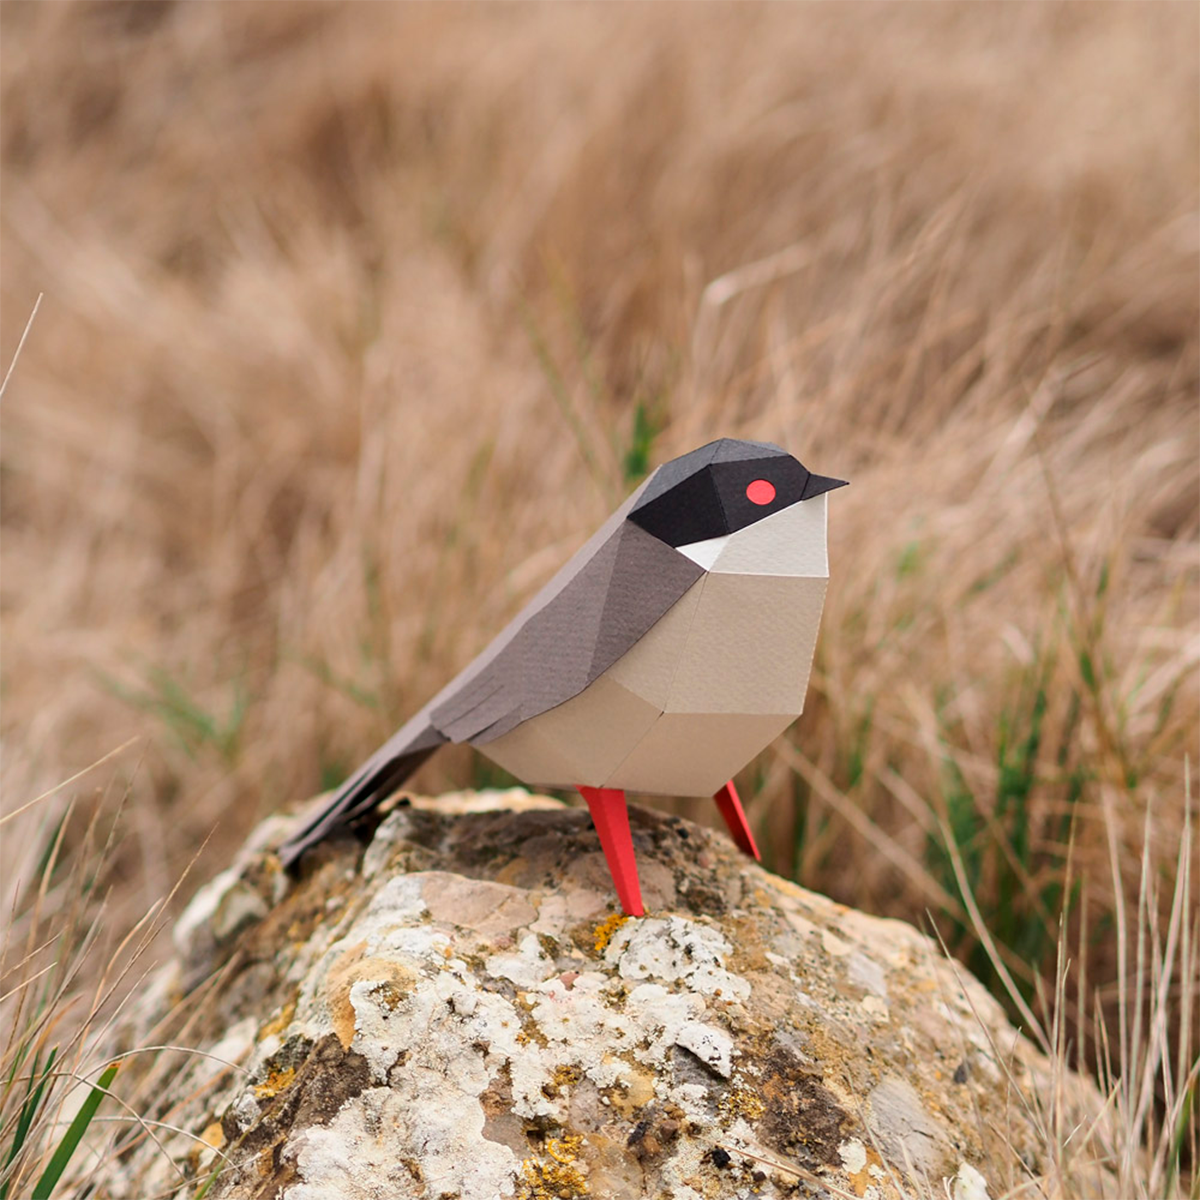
[1,0,1196,1106]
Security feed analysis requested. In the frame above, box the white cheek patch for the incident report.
[676,534,730,570]
[712,494,829,578]
[676,493,829,576]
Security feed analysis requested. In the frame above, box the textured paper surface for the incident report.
[711,491,828,577]
[606,711,796,795]
[604,578,706,709]
[485,674,660,787]
[663,573,828,715]
[279,438,845,868]
[434,519,702,744]
[485,482,831,794]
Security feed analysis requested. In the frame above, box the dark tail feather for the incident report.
[277,717,446,869]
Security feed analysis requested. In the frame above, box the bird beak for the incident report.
[800,472,849,500]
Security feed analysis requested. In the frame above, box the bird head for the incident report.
[628,438,847,576]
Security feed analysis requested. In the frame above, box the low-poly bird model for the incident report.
[280,439,845,915]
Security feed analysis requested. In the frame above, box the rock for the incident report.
[83,789,1113,1199]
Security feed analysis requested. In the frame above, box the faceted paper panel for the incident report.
[485,674,661,789]
[665,573,828,715]
[711,492,828,578]
[605,711,796,796]
[604,577,706,710]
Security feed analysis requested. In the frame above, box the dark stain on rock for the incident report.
[281,1033,371,1129]
[627,1117,651,1146]
[757,1045,851,1166]
[252,863,351,953]
[568,920,603,957]
[451,809,577,866]
[374,805,447,854]
[233,1032,316,1120]
[480,1064,527,1157]
[251,1141,296,1200]
[669,1043,729,1092]
[626,1103,683,1163]
[218,1033,372,1198]
[679,881,727,917]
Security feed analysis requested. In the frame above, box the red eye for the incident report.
[745,479,776,505]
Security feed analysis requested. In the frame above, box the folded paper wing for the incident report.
[278,478,703,863]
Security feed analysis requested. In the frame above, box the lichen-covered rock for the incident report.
[86,789,1112,1200]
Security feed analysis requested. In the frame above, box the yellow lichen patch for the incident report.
[325,943,417,1049]
[253,1066,296,1100]
[368,979,407,1010]
[186,1121,228,1174]
[718,1081,766,1123]
[839,1138,887,1198]
[592,913,629,954]
[199,1121,226,1150]
[519,1134,589,1198]
[257,998,297,1042]
[548,1136,585,1165]
[541,1064,582,1098]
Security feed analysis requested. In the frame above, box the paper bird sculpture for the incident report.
[280,439,846,915]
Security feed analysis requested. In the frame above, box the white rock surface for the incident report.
[80,790,1113,1199]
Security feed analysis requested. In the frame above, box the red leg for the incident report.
[577,786,644,917]
[714,780,760,861]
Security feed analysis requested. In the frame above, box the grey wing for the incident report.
[277,471,701,866]
[428,517,703,744]
[411,469,651,737]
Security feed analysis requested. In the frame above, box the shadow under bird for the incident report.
[279,438,846,915]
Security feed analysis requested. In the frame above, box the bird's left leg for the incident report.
[577,786,644,917]
[713,780,760,860]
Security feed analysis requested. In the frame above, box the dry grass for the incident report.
[0,755,188,1200]
[1,2,1197,1190]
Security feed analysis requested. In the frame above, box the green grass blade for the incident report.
[1,1045,58,1200]
[31,1062,117,1200]
[11,1044,53,1143]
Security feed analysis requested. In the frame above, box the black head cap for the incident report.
[628,438,847,548]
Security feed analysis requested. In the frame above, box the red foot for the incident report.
[577,786,644,917]
[714,780,760,860]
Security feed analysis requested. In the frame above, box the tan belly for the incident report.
[483,573,827,796]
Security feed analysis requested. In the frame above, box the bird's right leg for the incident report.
[577,786,644,917]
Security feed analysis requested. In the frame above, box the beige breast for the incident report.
[482,572,827,796]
